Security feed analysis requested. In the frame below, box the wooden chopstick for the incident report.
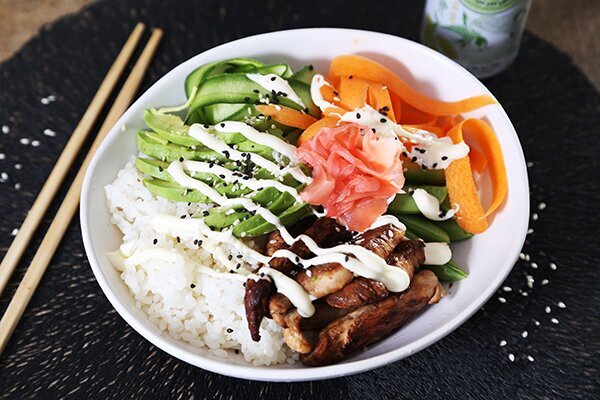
[0,28,164,355]
[0,23,145,296]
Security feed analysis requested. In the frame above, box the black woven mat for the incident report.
[0,0,598,398]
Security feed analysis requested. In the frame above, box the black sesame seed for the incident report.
[260,272,265,277]
[432,163,438,168]
[188,202,191,206]
[176,236,181,243]
[227,328,234,333]
[372,128,376,133]
[158,166,163,172]
[228,254,233,261]
[422,164,428,170]
[220,123,225,128]
[193,239,198,245]
[418,148,426,154]
[441,156,448,161]
[297,263,304,269]
[333,90,339,96]
[202,211,209,216]
[180,215,186,219]
[203,124,209,129]
[229,270,234,274]
[179,157,184,162]
[345,255,349,262]
[411,156,418,162]
[270,76,276,81]
[237,254,243,259]
[349,75,353,79]
[243,282,246,287]
[253,89,259,93]
[255,100,260,105]
[153,238,158,245]
[308,65,314,71]
[267,115,272,120]
[198,240,203,246]
[402,151,408,157]
[219,174,225,179]
[356,113,361,119]
[190,283,196,289]
[380,118,387,123]
[223,150,230,158]
[234,349,240,354]
[281,92,288,97]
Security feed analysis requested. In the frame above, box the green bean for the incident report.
[387,185,448,215]
[435,218,473,241]
[404,168,445,186]
[393,214,450,243]
[422,260,468,282]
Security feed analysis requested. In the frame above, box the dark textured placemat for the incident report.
[0,0,598,398]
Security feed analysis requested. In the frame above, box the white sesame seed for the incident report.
[503,286,512,292]
[2,125,10,134]
[519,253,526,260]
[41,98,50,105]
[274,105,282,111]
[11,228,19,236]
[14,183,21,190]
[538,202,546,210]
[31,140,40,147]
[527,355,534,362]
[550,262,557,270]
[545,306,551,313]
[1,172,8,180]
[522,291,529,296]
[14,163,22,170]
[47,95,56,101]
[525,254,531,261]
[43,128,56,137]
[541,279,549,286]
[522,331,528,338]
[534,320,540,326]
[526,161,534,167]
[508,354,515,362]
[500,340,507,347]
[0,153,4,160]
[20,138,30,145]
[527,228,534,234]
[271,124,277,130]
[531,262,538,269]
[120,124,127,132]
[551,318,559,324]
[532,213,538,221]
[498,297,506,303]
[557,301,566,309]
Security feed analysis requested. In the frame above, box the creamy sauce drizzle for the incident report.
[340,105,470,169]
[246,73,306,109]
[310,74,338,112]
[412,188,457,221]
[188,124,311,184]
[423,242,452,265]
[258,267,315,317]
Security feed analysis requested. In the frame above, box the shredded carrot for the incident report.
[398,99,437,125]
[468,146,488,174]
[339,77,369,110]
[255,105,317,130]
[329,55,497,116]
[297,116,338,146]
[367,82,396,122]
[445,119,507,233]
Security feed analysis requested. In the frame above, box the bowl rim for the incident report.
[80,27,530,382]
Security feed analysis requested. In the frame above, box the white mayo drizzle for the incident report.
[310,74,338,112]
[423,242,452,265]
[258,267,315,317]
[412,188,457,221]
[107,248,259,283]
[339,105,470,169]
[246,73,306,109]
[188,124,311,184]
[213,121,298,161]
[180,160,302,202]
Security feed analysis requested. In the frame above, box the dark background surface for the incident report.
[0,0,598,398]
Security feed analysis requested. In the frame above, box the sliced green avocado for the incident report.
[143,179,209,203]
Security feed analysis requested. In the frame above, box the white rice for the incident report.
[105,160,297,365]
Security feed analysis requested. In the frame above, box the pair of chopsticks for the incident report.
[0,23,163,354]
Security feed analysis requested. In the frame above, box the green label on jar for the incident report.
[460,0,519,13]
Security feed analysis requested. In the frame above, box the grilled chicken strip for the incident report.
[300,270,445,366]
[282,301,349,354]
[271,223,405,329]
[245,218,344,341]
[295,224,405,299]
[324,240,424,309]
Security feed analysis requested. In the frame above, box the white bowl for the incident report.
[81,28,529,382]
